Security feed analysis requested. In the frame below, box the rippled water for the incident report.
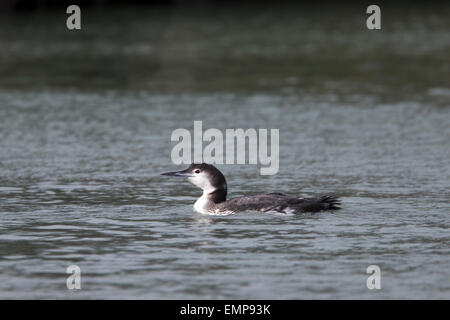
[0,5,449,299]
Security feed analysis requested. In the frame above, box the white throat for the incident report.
[193,191,215,214]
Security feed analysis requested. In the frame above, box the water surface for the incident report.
[0,5,449,299]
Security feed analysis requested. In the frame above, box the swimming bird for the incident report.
[161,163,341,215]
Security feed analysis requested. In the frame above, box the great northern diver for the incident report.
[161,163,341,215]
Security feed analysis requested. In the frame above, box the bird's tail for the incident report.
[319,195,341,210]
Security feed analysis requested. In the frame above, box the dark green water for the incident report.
[0,5,449,299]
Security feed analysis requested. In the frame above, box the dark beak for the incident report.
[160,170,193,178]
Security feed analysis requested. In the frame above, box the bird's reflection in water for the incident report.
[192,214,214,227]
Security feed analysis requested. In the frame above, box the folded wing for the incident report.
[215,193,341,214]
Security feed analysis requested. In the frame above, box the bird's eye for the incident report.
[194,169,200,174]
